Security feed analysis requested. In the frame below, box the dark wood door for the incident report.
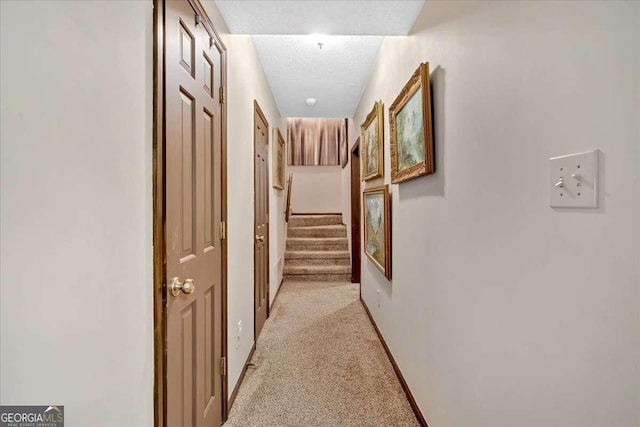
[165,1,223,425]
[254,102,270,340]
[350,139,361,284]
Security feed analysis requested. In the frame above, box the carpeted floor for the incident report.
[223,281,420,427]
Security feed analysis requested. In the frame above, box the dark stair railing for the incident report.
[285,172,293,223]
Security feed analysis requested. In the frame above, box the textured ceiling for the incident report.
[215,1,426,35]
[214,0,426,117]
[252,35,384,117]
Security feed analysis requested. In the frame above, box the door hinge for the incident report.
[195,14,201,26]
[210,36,214,49]
[219,86,225,104]
[265,213,269,224]
[220,221,226,240]
[220,357,227,376]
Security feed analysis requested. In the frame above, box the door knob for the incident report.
[170,277,196,297]
[255,235,264,242]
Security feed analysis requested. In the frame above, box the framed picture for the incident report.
[361,100,384,181]
[389,62,434,184]
[272,127,285,190]
[363,185,391,280]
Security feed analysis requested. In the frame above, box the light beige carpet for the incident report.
[223,281,420,427]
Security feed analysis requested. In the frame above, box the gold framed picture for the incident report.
[272,127,285,190]
[389,62,434,184]
[361,100,384,181]
[363,184,391,280]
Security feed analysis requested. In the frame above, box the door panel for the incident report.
[179,89,196,260]
[254,103,269,340]
[203,53,214,98]
[204,288,215,404]
[181,305,196,426]
[166,1,223,426]
[203,108,214,250]
[179,21,195,76]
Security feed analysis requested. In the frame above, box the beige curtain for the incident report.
[287,118,347,166]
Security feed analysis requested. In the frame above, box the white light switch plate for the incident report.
[549,150,598,208]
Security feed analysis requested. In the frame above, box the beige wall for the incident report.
[0,1,154,424]
[349,1,640,426]
[201,1,287,398]
[0,1,288,422]
[288,166,343,214]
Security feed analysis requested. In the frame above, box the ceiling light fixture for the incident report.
[305,98,317,106]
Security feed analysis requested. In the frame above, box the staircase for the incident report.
[284,214,351,282]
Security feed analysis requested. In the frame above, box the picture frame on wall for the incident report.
[272,127,286,190]
[361,100,384,181]
[389,62,434,184]
[363,184,391,280]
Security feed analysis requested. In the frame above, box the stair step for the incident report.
[284,265,351,275]
[284,273,352,282]
[285,250,350,266]
[286,237,348,251]
[288,225,347,238]
[286,257,350,266]
[289,215,342,228]
[285,250,350,259]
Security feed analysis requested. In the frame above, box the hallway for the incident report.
[1,1,639,426]
[224,281,419,427]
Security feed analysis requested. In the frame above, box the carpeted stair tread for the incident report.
[285,258,350,266]
[284,265,351,275]
[282,273,352,282]
[285,250,350,259]
[285,251,351,267]
[288,215,343,227]
[289,224,346,230]
[286,238,348,251]
[287,237,347,243]
[288,225,347,238]
[289,214,341,219]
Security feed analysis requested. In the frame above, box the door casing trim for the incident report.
[253,100,270,337]
[153,1,229,425]
[350,139,361,285]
